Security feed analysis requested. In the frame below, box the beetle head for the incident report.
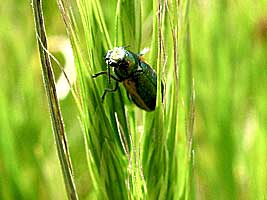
[105,47,126,67]
[105,47,139,79]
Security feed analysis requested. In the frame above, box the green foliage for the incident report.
[191,0,267,199]
[0,0,266,199]
[0,0,68,199]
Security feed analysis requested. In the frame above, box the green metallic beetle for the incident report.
[93,46,162,111]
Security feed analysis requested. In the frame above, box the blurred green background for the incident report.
[0,0,266,199]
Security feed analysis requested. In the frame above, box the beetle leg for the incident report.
[92,71,121,82]
[92,71,107,78]
[101,81,119,102]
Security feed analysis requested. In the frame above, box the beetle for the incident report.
[92,46,162,111]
